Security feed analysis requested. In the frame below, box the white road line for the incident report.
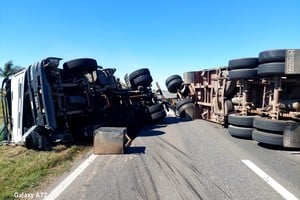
[242,160,299,200]
[44,154,98,200]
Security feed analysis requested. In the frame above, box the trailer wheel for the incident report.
[148,104,164,114]
[151,110,167,122]
[228,57,258,69]
[224,100,234,114]
[26,131,50,150]
[252,129,283,146]
[257,62,285,76]
[228,69,257,80]
[228,114,256,127]
[253,117,290,133]
[165,75,183,86]
[258,49,286,63]
[129,68,150,81]
[167,78,183,93]
[224,80,236,97]
[63,58,98,72]
[176,99,195,119]
[132,74,153,87]
[228,125,253,138]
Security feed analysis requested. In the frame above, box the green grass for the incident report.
[0,145,91,200]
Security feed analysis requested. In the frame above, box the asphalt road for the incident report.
[45,115,300,200]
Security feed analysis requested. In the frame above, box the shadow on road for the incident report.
[257,142,300,152]
[125,146,146,154]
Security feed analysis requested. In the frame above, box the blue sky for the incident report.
[0,0,299,89]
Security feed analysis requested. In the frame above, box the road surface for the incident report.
[45,116,300,200]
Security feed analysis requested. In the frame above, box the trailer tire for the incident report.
[257,62,285,76]
[253,117,289,133]
[26,131,50,150]
[132,74,153,87]
[148,104,164,114]
[167,78,183,93]
[228,69,257,80]
[165,75,183,86]
[228,58,258,69]
[258,49,286,63]
[228,125,253,138]
[129,68,150,82]
[228,114,256,127]
[151,110,166,122]
[252,129,283,146]
[224,100,234,114]
[63,58,98,72]
[224,80,236,97]
[176,99,194,113]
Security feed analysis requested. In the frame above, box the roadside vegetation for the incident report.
[0,61,92,200]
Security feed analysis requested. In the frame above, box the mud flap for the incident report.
[283,122,300,148]
[93,127,126,155]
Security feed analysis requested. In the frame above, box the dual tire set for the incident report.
[228,114,298,146]
[228,49,287,80]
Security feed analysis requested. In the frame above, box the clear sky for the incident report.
[0,0,299,89]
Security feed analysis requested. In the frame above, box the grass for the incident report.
[0,144,91,200]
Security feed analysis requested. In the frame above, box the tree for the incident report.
[0,61,24,78]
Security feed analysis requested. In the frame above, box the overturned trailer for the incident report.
[1,58,166,150]
[166,49,300,148]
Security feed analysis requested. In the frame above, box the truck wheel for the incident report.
[128,68,150,81]
[228,69,257,80]
[228,57,258,69]
[151,110,167,122]
[165,75,182,86]
[176,99,195,119]
[224,100,234,114]
[63,58,98,72]
[257,62,285,76]
[228,125,253,138]
[224,80,236,97]
[148,104,164,114]
[252,129,283,146]
[132,74,153,87]
[258,49,286,63]
[26,131,50,150]
[228,114,256,127]
[167,78,183,93]
[253,117,290,133]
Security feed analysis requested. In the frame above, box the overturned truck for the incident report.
[1,58,166,150]
[166,49,300,148]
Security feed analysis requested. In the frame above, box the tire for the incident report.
[228,58,258,69]
[167,78,183,93]
[228,68,257,80]
[63,58,98,72]
[228,114,257,127]
[151,110,166,121]
[26,131,50,150]
[183,71,195,84]
[148,104,164,114]
[132,74,153,87]
[257,62,285,76]
[224,100,234,114]
[228,125,253,138]
[224,80,236,97]
[176,99,194,112]
[253,117,289,133]
[129,68,150,82]
[252,129,283,146]
[165,75,183,87]
[258,49,286,63]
